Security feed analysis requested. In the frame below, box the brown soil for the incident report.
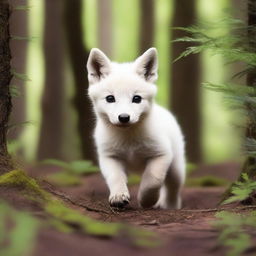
[3,162,256,256]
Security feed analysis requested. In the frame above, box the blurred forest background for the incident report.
[8,0,247,165]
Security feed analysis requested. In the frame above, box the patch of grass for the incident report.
[186,175,229,187]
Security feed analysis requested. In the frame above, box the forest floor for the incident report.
[2,161,256,256]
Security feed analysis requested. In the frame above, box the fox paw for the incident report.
[109,193,130,209]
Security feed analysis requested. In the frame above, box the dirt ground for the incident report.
[3,162,256,256]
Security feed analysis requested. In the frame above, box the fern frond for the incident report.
[11,36,37,41]
[14,5,32,11]
[11,69,31,82]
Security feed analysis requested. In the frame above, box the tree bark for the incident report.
[98,0,112,56]
[0,0,13,173]
[37,0,64,160]
[171,0,201,163]
[63,0,96,162]
[9,0,27,142]
[241,0,256,181]
[139,0,155,53]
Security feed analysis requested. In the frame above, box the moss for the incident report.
[45,200,122,236]
[0,170,50,202]
[0,170,158,247]
[186,175,229,187]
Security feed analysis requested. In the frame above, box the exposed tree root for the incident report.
[43,180,110,215]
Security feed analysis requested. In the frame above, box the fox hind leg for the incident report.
[138,156,172,208]
[156,158,185,209]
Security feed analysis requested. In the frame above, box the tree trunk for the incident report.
[63,0,96,162]
[98,0,112,56]
[0,0,13,173]
[9,0,27,143]
[171,0,201,163]
[241,0,256,181]
[37,0,64,160]
[139,0,154,53]
[221,0,256,204]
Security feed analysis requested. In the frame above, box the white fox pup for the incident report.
[87,48,185,209]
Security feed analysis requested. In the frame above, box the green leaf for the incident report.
[222,173,256,204]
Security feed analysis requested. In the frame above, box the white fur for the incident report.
[87,48,186,209]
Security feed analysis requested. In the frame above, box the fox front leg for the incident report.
[99,156,130,208]
[138,155,172,208]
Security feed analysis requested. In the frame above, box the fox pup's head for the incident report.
[87,48,158,127]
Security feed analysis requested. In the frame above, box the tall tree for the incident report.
[139,0,155,53]
[37,0,64,160]
[64,0,96,162]
[171,0,201,163]
[98,0,112,56]
[242,0,256,180]
[0,0,13,173]
[9,0,27,142]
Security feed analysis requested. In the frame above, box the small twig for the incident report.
[42,180,109,215]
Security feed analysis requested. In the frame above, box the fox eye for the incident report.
[106,95,115,103]
[132,95,142,103]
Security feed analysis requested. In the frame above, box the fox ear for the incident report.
[134,48,158,83]
[87,48,111,84]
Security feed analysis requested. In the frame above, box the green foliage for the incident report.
[9,85,21,98]
[186,175,229,187]
[42,159,99,187]
[173,18,256,66]
[175,16,256,202]
[46,172,81,187]
[213,211,256,256]
[223,173,256,204]
[0,202,38,256]
[11,69,31,82]
[42,159,99,175]
[186,162,198,175]
[14,5,31,11]
[11,36,37,41]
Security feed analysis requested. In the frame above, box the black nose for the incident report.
[118,114,130,123]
